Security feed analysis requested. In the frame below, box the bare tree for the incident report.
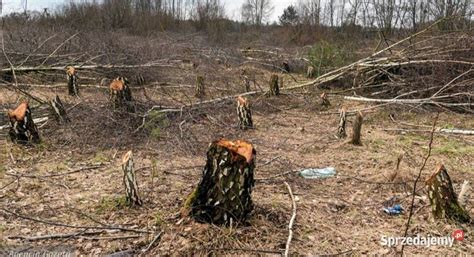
[241,0,274,26]
[297,0,321,25]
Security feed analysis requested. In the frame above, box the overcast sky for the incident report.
[1,0,297,22]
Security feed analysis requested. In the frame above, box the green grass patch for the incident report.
[433,140,474,156]
[96,196,127,213]
[145,111,170,140]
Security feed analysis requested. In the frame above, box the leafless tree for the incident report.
[241,0,274,26]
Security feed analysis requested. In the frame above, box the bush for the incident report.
[307,40,354,77]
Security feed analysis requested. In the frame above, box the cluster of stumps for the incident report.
[5,65,470,226]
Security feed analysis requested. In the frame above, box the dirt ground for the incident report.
[0,59,473,256]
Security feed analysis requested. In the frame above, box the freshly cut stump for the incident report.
[320,92,330,107]
[237,96,253,129]
[50,95,70,124]
[269,74,280,96]
[109,77,135,112]
[184,139,256,224]
[7,102,41,144]
[350,111,364,145]
[426,165,470,223]
[122,151,142,207]
[66,66,79,96]
[336,107,347,139]
[195,75,205,98]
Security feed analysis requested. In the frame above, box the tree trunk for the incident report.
[269,74,280,96]
[350,111,364,145]
[195,75,205,98]
[307,66,315,78]
[122,151,142,207]
[50,95,70,124]
[426,165,470,223]
[66,66,79,96]
[237,96,253,129]
[336,107,347,139]
[183,139,256,224]
[7,102,41,144]
[320,92,330,107]
[109,77,135,113]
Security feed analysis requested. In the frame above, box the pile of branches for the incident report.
[336,30,473,113]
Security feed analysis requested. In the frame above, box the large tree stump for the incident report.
[195,75,205,98]
[269,74,280,96]
[183,139,256,224]
[307,66,315,78]
[7,102,41,144]
[66,66,79,96]
[237,96,253,129]
[426,165,470,223]
[122,151,142,207]
[336,107,347,139]
[350,111,364,145]
[109,77,135,112]
[50,95,70,124]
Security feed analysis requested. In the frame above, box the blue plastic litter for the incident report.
[299,167,336,179]
[383,204,404,215]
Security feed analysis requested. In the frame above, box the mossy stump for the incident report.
[109,77,135,113]
[7,102,41,144]
[183,139,256,225]
[269,74,280,96]
[122,151,142,207]
[426,165,470,223]
[237,96,253,129]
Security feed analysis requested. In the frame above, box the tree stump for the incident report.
[336,107,347,139]
[195,75,205,98]
[243,75,251,92]
[50,95,70,124]
[269,74,280,96]
[282,61,290,73]
[7,102,41,144]
[237,96,253,129]
[66,66,79,96]
[135,73,145,85]
[350,111,364,145]
[122,151,142,207]
[109,77,135,112]
[183,139,256,224]
[426,165,470,223]
[320,92,330,107]
[307,66,315,78]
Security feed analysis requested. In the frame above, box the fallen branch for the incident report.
[284,181,297,257]
[142,231,163,253]
[344,96,473,107]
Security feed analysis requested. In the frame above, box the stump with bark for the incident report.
[282,61,290,73]
[269,74,280,96]
[237,96,253,129]
[307,66,315,78]
[183,139,256,224]
[122,151,142,207]
[336,107,347,139]
[66,66,79,96]
[109,77,135,112]
[195,75,205,98]
[350,111,364,145]
[320,92,331,107]
[243,75,251,92]
[7,102,41,144]
[426,165,470,223]
[50,95,70,124]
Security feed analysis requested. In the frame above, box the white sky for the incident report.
[1,0,298,22]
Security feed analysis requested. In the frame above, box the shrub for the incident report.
[307,40,354,77]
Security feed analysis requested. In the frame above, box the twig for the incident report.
[8,230,102,241]
[401,113,439,255]
[284,182,297,257]
[141,231,163,253]
[1,208,152,234]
